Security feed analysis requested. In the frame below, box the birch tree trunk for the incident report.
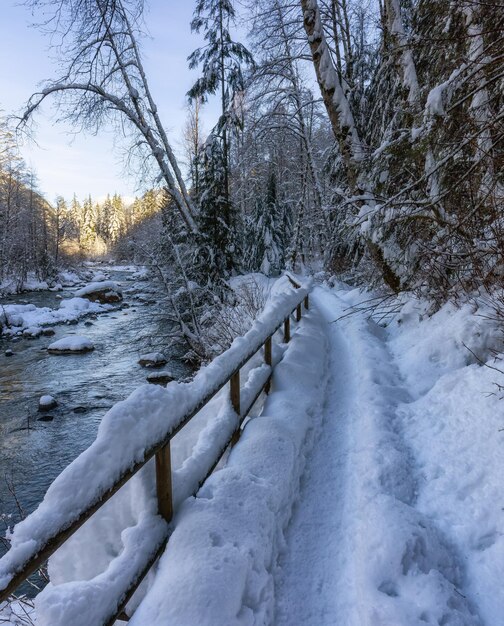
[300,0,364,192]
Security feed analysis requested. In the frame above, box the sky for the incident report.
[0,1,222,203]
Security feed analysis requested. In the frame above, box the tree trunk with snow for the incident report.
[300,0,364,192]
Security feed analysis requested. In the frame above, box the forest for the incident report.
[1,0,500,312]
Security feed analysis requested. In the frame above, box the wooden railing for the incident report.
[0,274,310,624]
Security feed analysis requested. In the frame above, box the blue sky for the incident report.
[0,1,221,202]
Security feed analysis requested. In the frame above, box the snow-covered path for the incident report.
[274,286,490,626]
[275,287,357,625]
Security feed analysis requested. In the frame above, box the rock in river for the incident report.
[37,415,54,422]
[48,336,95,354]
[23,327,43,339]
[138,352,167,368]
[39,395,57,411]
[74,280,123,304]
[146,371,175,385]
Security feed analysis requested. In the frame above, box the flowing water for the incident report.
[0,267,187,560]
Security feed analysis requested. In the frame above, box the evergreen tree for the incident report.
[53,196,68,265]
[188,0,253,201]
[195,134,238,284]
[69,194,82,242]
[188,0,253,280]
[110,193,125,243]
[79,195,96,252]
[249,170,285,276]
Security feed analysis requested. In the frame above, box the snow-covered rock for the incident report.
[74,281,122,304]
[146,371,175,385]
[39,395,57,411]
[48,336,95,354]
[58,271,81,287]
[0,297,106,336]
[23,326,43,339]
[138,352,167,368]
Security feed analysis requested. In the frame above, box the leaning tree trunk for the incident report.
[300,0,401,291]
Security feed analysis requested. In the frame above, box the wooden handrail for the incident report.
[0,275,311,624]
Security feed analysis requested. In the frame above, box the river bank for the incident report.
[0,264,187,571]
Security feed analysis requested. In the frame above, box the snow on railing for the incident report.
[0,274,311,625]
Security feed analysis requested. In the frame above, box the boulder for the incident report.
[23,327,42,339]
[37,415,54,422]
[146,371,175,385]
[39,395,57,411]
[48,336,95,354]
[138,352,167,368]
[5,349,14,357]
[74,280,123,304]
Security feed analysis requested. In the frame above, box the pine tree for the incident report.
[249,170,285,276]
[68,194,82,242]
[98,195,112,242]
[188,0,253,280]
[80,195,96,252]
[110,194,125,243]
[188,0,253,201]
[195,134,238,284]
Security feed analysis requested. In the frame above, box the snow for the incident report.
[129,303,328,625]
[74,280,122,298]
[2,278,503,625]
[47,336,95,352]
[387,297,502,397]
[39,395,56,409]
[0,598,36,624]
[0,274,49,295]
[0,297,106,336]
[426,83,446,117]
[138,352,167,366]
[0,277,310,622]
[58,270,81,286]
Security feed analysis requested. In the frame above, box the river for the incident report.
[0,266,188,563]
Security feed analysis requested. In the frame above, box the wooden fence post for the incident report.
[230,370,240,415]
[156,443,173,522]
[264,336,272,393]
[284,316,290,342]
[304,295,309,309]
[296,303,302,322]
[230,371,241,445]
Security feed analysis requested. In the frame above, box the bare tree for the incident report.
[20,0,198,233]
[181,97,204,203]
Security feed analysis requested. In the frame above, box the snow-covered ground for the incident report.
[1,279,503,625]
[275,285,504,625]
